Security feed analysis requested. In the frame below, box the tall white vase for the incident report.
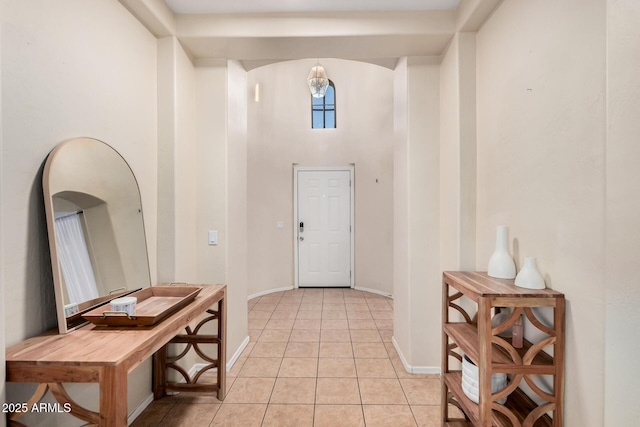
[487,226,516,279]
[515,257,546,289]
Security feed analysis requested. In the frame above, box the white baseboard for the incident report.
[247,286,294,300]
[354,286,393,298]
[392,336,440,375]
[128,393,154,425]
[249,285,393,300]
[228,335,250,368]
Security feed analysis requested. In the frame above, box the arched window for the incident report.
[311,80,336,129]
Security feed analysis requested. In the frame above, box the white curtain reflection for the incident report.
[54,213,99,304]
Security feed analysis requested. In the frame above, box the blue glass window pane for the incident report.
[311,80,336,129]
[325,111,335,128]
[312,111,324,128]
[324,86,335,105]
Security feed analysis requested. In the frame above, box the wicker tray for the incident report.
[82,286,202,327]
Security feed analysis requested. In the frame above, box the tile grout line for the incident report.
[313,289,325,427]
[260,291,284,427]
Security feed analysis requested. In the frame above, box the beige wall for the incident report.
[226,60,250,355]
[475,0,607,424]
[157,36,199,284]
[1,0,158,424]
[195,63,228,285]
[393,57,441,372]
[439,37,461,272]
[393,57,410,363]
[246,59,394,296]
[439,34,477,272]
[174,40,198,283]
[157,37,177,283]
[194,62,249,365]
[605,0,640,424]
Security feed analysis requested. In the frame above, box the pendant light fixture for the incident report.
[307,61,329,98]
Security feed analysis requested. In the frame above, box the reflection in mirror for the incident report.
[43,138,151,333]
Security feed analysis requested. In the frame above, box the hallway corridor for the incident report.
[133,288,458,426]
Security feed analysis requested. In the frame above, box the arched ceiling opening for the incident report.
[119,0,500,70]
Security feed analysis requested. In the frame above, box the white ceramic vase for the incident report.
[515,257,546,289]
[487,226,516,279]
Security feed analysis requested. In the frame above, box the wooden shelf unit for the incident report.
[441,271,565,427]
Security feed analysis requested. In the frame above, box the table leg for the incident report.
[100,365,128,427]
[153,345,168,399]
[217,290,227,401]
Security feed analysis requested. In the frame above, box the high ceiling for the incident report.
[164,0,462,14]
[120,0,497,69]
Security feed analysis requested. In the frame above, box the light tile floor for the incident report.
[132,288,460,426]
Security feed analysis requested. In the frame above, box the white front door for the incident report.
[296,168,353,287]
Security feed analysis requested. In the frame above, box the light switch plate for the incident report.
[208,230,218,245]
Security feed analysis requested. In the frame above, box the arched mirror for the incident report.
[43,137,151,333]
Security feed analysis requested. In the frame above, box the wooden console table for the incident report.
[5,284,226,427]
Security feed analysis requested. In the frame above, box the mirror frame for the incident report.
[43,137,151,333]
